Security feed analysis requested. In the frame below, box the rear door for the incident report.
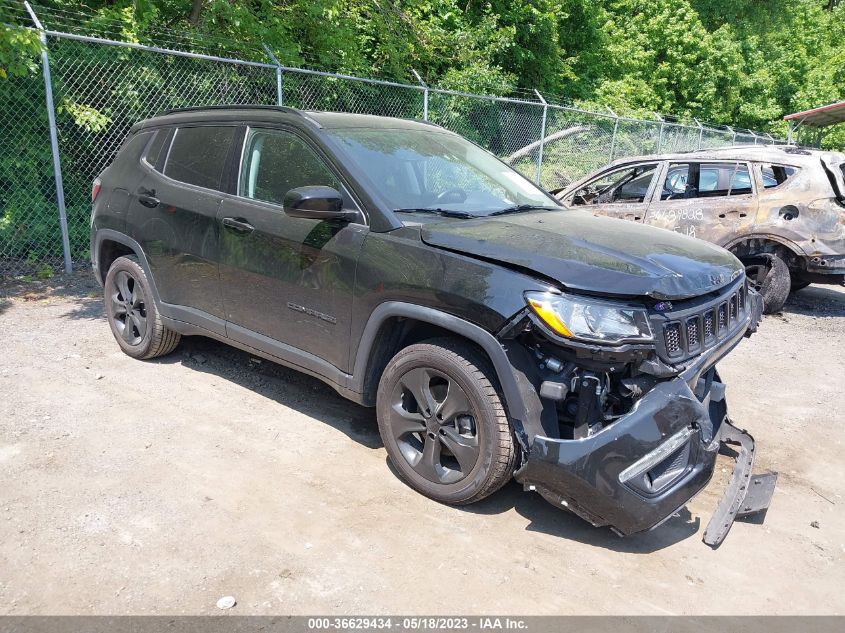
[644,161,757,244]
[560,162,659,222]
[128,124,237,326]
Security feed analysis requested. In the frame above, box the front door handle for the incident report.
[137,187,159,208]
[222,217,255,234]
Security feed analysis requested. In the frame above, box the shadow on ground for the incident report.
[781,284,845,317]
[168,335,701,553]
[0,270,104,321]
[464,479,701,553]
[154,335,382,450]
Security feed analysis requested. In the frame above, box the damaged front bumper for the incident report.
[514,291,776,546]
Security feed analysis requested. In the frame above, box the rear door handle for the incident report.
[222,217,255,234]
[137,187,159,208]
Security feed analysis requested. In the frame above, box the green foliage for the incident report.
[2,0,844,274]
[0,13,43,80]
[35,262,54,279]
[11,0,836,142]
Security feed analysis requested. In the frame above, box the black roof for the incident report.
[134,105,441,132]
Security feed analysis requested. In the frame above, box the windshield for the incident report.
[327,127,559,218]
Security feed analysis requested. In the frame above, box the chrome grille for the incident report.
[655,279,750,363]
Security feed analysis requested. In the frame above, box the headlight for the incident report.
[525,291,653,345]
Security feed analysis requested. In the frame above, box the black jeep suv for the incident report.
[91,106,772,545]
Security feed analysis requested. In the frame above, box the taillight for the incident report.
[92,178,102,202]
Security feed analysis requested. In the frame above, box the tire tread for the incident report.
[378,337,518,505]
[106,255,181,360]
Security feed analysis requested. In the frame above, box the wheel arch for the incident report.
[351,302,535,451]
[723,233,805,266]
[93,230,161,303]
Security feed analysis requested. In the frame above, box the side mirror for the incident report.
[283,186,357,221]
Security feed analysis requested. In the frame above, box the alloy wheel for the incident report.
[387,367,481,484]
[110,270,147,346]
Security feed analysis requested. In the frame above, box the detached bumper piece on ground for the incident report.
[702,422,778,547]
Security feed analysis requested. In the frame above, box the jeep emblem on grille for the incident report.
[654,301,673,312]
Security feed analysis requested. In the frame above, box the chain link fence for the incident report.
[0,1,787,277]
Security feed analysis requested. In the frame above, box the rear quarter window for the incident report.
[113,130,153,167]
[163,126,236,190]
[143,129,170,169]
[760,163,799,189]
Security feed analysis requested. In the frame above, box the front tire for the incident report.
[743,253,790,314]
[104,255,181,359]
[376,338,517,505]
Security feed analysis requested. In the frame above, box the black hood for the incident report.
[420,210,744,300]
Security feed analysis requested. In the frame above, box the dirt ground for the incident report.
[0,271,843,615]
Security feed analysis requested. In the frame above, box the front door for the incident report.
[561,162,659,223]
[217,126,367,373]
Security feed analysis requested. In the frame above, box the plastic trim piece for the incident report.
[702,420,777,548]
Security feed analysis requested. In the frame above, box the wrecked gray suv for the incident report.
[91,106,774,547]
[554,146,845,313]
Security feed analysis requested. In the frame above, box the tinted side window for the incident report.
[239,128,340,205]
[761,163,798,188]
[115,131,153,166]
[143,129,169,169]
[164,126,235,190]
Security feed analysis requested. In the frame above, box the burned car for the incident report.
[554,146,845,313]
[91,106,773,545]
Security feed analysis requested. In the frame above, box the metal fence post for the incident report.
[695,119,704,150]
[412,69,428,121]
[655,114,665,153]
[534,90,548,185]
[262,44,284,106]
[607,107,619,162]
[24,1,72,274]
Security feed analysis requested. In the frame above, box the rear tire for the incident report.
[376,338,517,505]
[743,253,790,314]
[104,255,181,359]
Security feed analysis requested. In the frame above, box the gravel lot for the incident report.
[1,272,843,615]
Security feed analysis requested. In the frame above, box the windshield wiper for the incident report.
[487,204,560,216]
[394,207,476,219]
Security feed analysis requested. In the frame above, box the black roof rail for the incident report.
[161,104,302,116]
